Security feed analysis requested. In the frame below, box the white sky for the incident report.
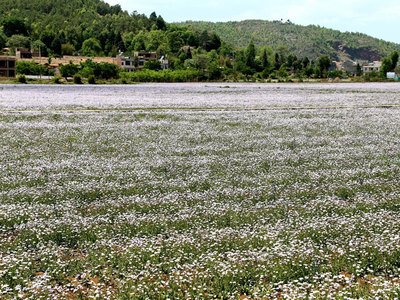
[105,0,400,44]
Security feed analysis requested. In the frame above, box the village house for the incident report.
[0,56,16,78]
[134,51,157,68]
[117,51,168,71]
[362,61,382,74]
[116,55,136,72]
[16,48,33,59]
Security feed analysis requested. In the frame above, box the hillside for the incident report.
[181,20,400,61]
[0,0,153,56]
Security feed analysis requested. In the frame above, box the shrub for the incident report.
[73,74,83,84]
[88,75,96,84]
[17,75,27,83]
[53,76,62,84]
[123,69,202,83]
[16,61,48,76]
[60,63,79,79]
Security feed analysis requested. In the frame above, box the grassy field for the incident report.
[1,83,400,299]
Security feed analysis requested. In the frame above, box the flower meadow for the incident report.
[0,83,400,299]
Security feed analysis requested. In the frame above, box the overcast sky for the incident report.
[104,0,400,44]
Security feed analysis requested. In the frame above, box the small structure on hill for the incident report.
[116,55,136,72]
[362,61,382,74]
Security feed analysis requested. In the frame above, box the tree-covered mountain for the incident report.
[180,20,400,61]
[0,0,225,62]
[0,0,158,56]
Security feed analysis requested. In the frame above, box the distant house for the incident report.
[116,51,158,71]
[341,60,358,76]
[362,61,382,74]
[134,51,157,68]
[16,48,32,59]
[0,56,16,78]
[332,59,360,76]
[116,55,136,72]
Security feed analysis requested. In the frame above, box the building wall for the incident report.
[0,56,16,78]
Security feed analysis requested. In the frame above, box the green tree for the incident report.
[61,43,76,56]
[31,40,46,56]
[245,40,256,69]
[7,35,31,51]
[356,63,362,76]
[1,16,29,37]
[261,48,269,69]
[60,63,80,79]
[16,61,48,75]
[317,55,331,78]
[156,16,167,31]
[144,59,161,71]
[381,57,392,77]
[81,38,103,57]
[390,51,399,71]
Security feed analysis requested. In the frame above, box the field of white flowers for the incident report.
[1,83,400,299]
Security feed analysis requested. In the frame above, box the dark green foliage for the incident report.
[199,30,221,52]
[17,75,27,83]
[381,57,392,76]
[52,76,62,84]
[144,59,161,71]
[0,0,152,56]
[356,63,362,76]
[156,16,167,31]
[390,51,399,71]
[73,74,82,84]
[261,48,269,69]
[317,55,331,78]
[6,35,30,50]
[60,63,79,79]
[16,61,49,76]
[88,75,96,84]
[380,51,399,77]
[81,61,119,79]
[245,40,256,69]
[122,69,201,82]
[81,38,103,57]
[1,16,30,37]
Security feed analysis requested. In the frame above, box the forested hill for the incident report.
[180,20,400,61]
[0,0,157,56]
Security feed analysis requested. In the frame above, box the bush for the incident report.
[17,75,27,83]
[60,63,80,79]
[123,69,202,83]
[16,61,48,76]
[143,59,161,71]
[73,74,83,84]
[88,75,96,84]
[52,76,62,84]
[80,60,119,80]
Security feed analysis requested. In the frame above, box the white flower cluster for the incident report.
[0,83,399,299]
